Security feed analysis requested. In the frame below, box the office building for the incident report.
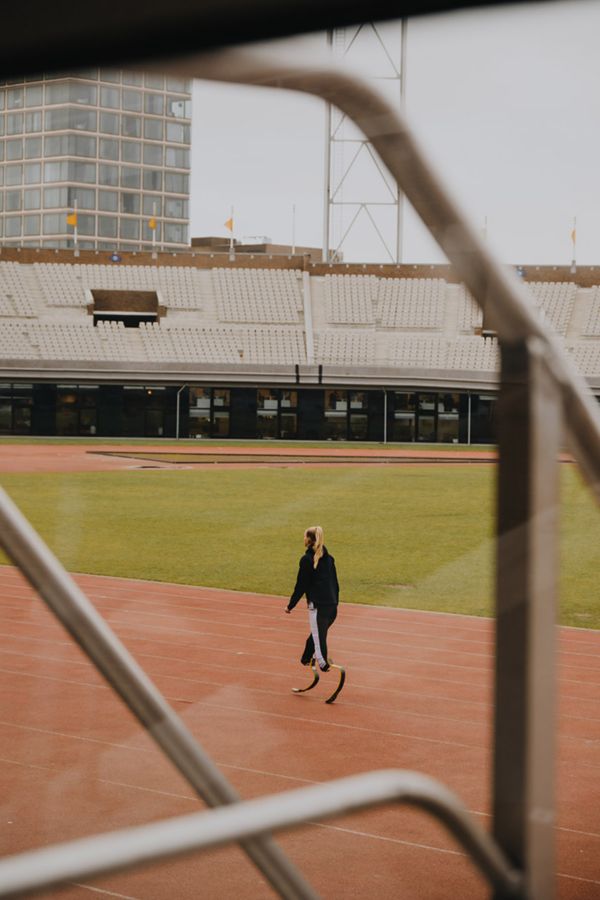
[0,70,192,252]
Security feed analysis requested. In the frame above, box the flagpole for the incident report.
[229,205,235,261]
[292,204,296,255]
[571,215,577,273]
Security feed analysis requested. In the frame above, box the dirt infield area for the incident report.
[0,442,500,473]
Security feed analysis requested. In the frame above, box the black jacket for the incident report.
[288,546,340,611]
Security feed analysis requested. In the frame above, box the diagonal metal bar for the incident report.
[330,141,367,201]
[0,769,524,899]
[363,204,396,261]
[0,486,318,900]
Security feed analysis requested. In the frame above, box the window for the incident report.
[99,111,120,135]
[121,166,141,188]
[165,172,188,194]
[143,169,162,191]
[44,160,69,182]
[98,190,118,212]
[167,97,191,118]
[324,390,348,440]
[121,192,140,214]
[7,88,24,109]
[144,93,164,115]
[142,195,162,215]
[5,164,23,185]
[45,81,97,105]
[120,218,139,240]
[6,112,23,134]
[45,82,70,104]
[44,134,69,156]
[99,70,120,84]
[67,187,95,209]
[44,187,67,207]
[164,197,188,218]
[23,214,40,235]
[98,164,118,186]
[69,161,96,183]
[77,214,95,236]
[5,217,22,237]
[45,107,97,132]
[166,121,190,143]
[6,139,23,160]
[122,72,143,86]
[167,76,189,93]
[163,222,187,243]
[438,393,460,443]
[122,89,142,112]
[392,392,416,442]
[100,86,120,108]
[165,147,189,168]
[25,85,43,107]
[98,216,117,238]
[143,118,163,140]
[24,111,42,133]
[99,138,119,160]
[71,135,97,157]
[5,191,22,212]
[143,143,163,166]
[121,115,141,138]
[24,137,42,158]
[122,140,141,163]
[144,73,164,89]
[23,189,41,210]
[24,162,41,184]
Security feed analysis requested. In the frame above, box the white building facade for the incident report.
[0,70,191,252]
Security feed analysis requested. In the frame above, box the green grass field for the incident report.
[1,462,598,627]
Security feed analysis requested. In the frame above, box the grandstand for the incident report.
[1,249,599,440]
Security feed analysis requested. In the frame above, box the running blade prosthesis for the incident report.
[292,659,346,704]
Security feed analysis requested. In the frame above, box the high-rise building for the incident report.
[0,70,192,252]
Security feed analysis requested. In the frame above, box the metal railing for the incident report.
[1,45,599,900]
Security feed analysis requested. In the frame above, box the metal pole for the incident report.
[322,31,333,262]
[176,384,187,440]
[383,389,387,443]
[493,337,560,899]
[467,392,471,446]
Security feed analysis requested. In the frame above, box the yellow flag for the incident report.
[224,217,234,232]
[66,211,78,226]
[148,217,157,231]
[571,228,577,244]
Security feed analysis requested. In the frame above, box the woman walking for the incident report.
[286,525,339,672]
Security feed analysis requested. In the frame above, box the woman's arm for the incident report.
[287,555,311,611]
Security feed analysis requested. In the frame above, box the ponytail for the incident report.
[305,525,324,569]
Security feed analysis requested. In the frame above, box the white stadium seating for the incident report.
[0,261,596,382]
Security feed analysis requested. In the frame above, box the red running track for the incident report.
[0,565,598,899]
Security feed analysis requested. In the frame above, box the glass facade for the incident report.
[0,71,191,251]
[0,383,503,443]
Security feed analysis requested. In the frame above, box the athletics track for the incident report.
[0,442,597,898]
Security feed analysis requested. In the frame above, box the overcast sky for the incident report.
[190,1,600,266]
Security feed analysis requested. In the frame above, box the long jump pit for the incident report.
[0,442,596,899]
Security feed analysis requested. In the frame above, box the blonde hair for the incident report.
[305,526,324,569]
